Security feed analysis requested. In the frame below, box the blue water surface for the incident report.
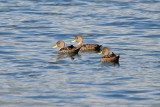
[0,0,160,106]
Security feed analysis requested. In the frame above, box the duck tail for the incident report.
[117,54,120,59]
[68,45,74,49]
[96,44,102,51]
[111,52,116,56]
[111,52,120,59]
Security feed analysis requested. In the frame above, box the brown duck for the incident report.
[98,47,120,63]
[53,40,80,54]
[71,35,101,52]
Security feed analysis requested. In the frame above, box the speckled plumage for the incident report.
[53,40,80,54]
[80,44,101,51]
[71,36,101,52]
[58,45,80,54]
[99,47,120,63]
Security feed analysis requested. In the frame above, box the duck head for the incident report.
[71,35,83,47]
[98,47,110,56]
[71,35,83,43]
[53,40,65,49]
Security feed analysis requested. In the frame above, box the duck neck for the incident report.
[104,52,110,56]
[76,40,83,48]
[60,43,65,49]
[104,51,110,56]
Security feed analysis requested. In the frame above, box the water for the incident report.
[0,0,160,106]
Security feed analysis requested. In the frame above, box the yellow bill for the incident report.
[71,39,76,43]
[98,51,102,55]
[52,44,58,48]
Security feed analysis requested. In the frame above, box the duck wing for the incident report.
[100,52,120,63]
[60,45,75,51]
[110,52,120,58]
[59,45,80,54]
[102,55,110,58]
[81,44,101,50]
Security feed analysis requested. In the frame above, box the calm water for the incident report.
[0,0,160,106]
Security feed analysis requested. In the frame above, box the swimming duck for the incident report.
[53,40,80,54]
[71,35,101,52]
[98,47,120,63]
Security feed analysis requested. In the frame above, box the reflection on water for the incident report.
[53,53,81,61]
[0,0,160,106]
[101,61,120,67]
[53,54,68,60]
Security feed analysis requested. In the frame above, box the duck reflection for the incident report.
[101,61,120,67]
[53,53,81,61]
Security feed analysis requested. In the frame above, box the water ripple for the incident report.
[0,0,160,106]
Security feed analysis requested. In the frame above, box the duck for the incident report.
[71,35,102,52]
[53,40,80,54]
[98,47,120,63]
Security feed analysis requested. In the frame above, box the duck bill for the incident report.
[98,51,103,55]
[52,44,58,48]
[71,39,76,43]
